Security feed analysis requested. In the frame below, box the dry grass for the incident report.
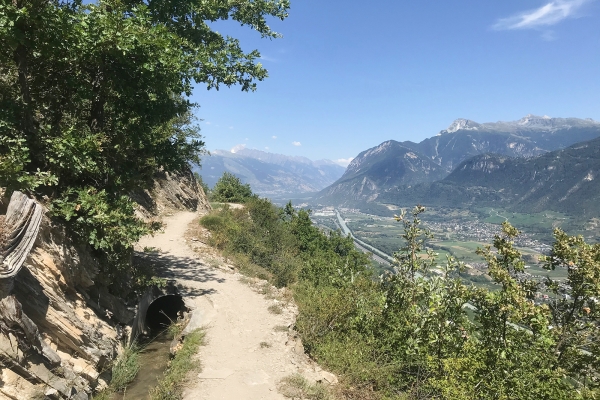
[268,304,283,315]
[277,374,332,400]
[274,325,290,332]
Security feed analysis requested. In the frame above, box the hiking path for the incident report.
[137,211,335,400]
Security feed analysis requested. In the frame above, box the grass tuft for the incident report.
[167,319,187,340]
[268,304,283,315]
[274,325,289,332]
[277,374,332,400]
[110,343,141,392]
[92,342,141,399]
[149,329,206,400]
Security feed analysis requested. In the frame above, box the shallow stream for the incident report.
[111,331,172,400]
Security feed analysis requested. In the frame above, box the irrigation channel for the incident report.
[111,293,188,399]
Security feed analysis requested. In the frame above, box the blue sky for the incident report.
[192,0,600,165]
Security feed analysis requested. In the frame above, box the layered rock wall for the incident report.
[132,169,210,221]
[0,168,208,399]
[1,192,122,399]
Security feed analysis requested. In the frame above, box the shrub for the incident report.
[210,172,254,203]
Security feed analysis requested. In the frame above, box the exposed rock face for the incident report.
[315,141,446,206]
[1,192,122,399]
[132,168,210,221]
[0,169,210,399]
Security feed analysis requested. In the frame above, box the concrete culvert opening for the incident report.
[144,295,187,333]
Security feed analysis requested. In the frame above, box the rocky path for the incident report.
[137,211,333,399]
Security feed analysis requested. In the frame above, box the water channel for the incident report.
[111,294,187,399]
[111,331,173,400]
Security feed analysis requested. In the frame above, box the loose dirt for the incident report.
[137,211,335,399]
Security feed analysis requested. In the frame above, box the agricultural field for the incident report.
[309,205,582,290]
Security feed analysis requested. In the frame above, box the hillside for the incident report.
[381,136,600,216]
[316,141,446,205]
[316,115,600,206]
[196,148,345,196]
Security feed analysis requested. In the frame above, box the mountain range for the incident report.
[379,137,600,216]
[316,115,600,208]
[195,148,346,196]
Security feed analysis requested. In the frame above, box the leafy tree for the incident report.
[0,0,289,293]
[211,172,254,203]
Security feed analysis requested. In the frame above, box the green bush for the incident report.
[200,201,600,399]
[210,172,255,203]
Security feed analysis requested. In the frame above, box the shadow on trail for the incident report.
[134,251,224,297]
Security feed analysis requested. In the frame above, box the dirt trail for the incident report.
[137,211,333,399]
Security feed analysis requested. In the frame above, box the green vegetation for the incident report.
[277,374,332,400]
[210,172,255,203]
[92,343,141,400]
[201,200,600,399]
[109,344,141,393]
[150,329,206,400]
[0,0,289,295]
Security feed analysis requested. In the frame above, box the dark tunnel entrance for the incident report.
[144,295,187,333]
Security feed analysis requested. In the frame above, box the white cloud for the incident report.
[292,141,302,147]
[272,135,278,140]
[230,144,246,153]
[265,146,270,150]
[229,126,234,130]
[493,0,591,30]
[205,121,211,125]
[259,55,278,62]
[335,157,354,167]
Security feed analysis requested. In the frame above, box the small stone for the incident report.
[321,371,338,384]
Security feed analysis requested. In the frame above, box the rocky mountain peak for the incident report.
[518,114,553,127]
[441,118,481,134]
